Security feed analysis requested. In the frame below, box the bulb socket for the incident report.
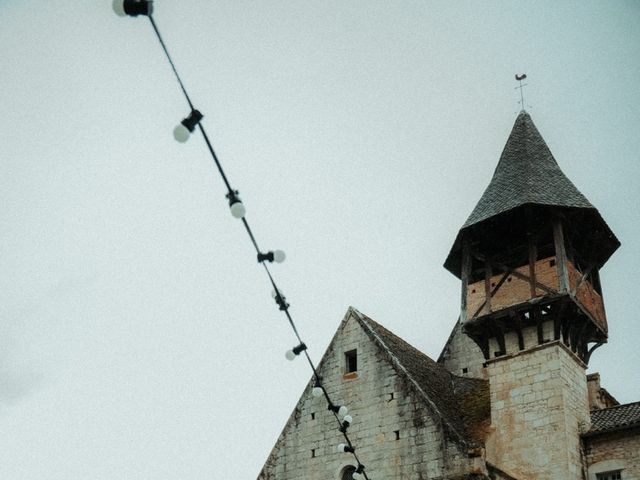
[122,0,153,16]
[292,342,307,355]
[257,251,275,263]
[180,109,204,132]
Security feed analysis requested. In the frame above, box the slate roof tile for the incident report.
[463,112,592,228]
[587,401,640,435]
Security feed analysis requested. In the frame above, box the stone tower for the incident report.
[443,112,620,479]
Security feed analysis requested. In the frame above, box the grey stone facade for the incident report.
[259,112,638,479]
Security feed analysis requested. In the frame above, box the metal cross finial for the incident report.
[515,73,528,112]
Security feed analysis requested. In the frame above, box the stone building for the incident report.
[258,112,640,480]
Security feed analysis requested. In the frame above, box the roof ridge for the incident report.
[592,400,640,412]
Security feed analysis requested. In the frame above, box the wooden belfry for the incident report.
[444,112,619,364]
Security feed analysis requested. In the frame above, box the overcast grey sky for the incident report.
[1,1,639,478]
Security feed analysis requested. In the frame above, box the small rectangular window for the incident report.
[345,349,357,373]
[597,471,622,480]
[311,412,315,420]
[462,368,468,374]
[394,430,400,440]
[311,448,316,458]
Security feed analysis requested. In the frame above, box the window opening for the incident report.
[311,412,315,420]
[340,465,356,480]
[311,448,316,458]
[345,349,357,373]
[394,430,400,440]
[596,471,622,480]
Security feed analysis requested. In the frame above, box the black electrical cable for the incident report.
[148,15,195,112]
[142,12,371,480]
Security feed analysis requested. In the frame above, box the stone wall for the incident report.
[484,341,590,480]
[259,311,478,479]
[587,373,619,410]
[439,321,487,380]
[584,428,640,480]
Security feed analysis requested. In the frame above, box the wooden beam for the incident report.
[472,251,557,295]
[471,271,510,319]
[570,263,595,297]
[484,258,493,314]
[584,342,604,364]
[513,313,525,350]
[553,217,570,293]
[528,237,538,298]
[490,322,506,357]
[535,308,544,345]
[553,301,567,341]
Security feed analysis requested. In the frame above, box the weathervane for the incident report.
[515,73,528,112]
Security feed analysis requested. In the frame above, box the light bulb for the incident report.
[337,443,346,453]
[285,350,296,361]
[343,414,353,424]
[338,405,349,418]
[312,386,323,398]
[271,289,284,299]
[112,0,126,16]
[273,250,286,263]
[352,472,363,479]
[230,201,246,219]
[173,124,191,143]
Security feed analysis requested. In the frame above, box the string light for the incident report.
[114,5,372,478]
[112,0,153,17]
[311,381,324,398]
[329,404,349,418]
[340,415,353,433]
[337,443,355,454]
[226,190,246,219]
[285,342,307,361]
[174,109,203,143]
[353,464,366,479]
[257,250,286,264]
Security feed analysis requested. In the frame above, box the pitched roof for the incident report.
[586,401,640,436]
[352,309,490,446]
[463,112,593,228]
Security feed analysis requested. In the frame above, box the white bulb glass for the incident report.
[343,414,353,424]
[337,443,346,453]
[112,0,126,16]
[271,288,285,299]
[285,350,296,361]
[352,472,362,479]
[230,201,246,219]
[338,405,349,418]
[273,249,286,263]
[311,386,323,398]
[173,124,190,143]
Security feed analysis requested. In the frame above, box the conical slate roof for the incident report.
[463,111,593,228]
[444,112,619,278]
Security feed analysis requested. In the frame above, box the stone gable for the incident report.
[258,308,487,480]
